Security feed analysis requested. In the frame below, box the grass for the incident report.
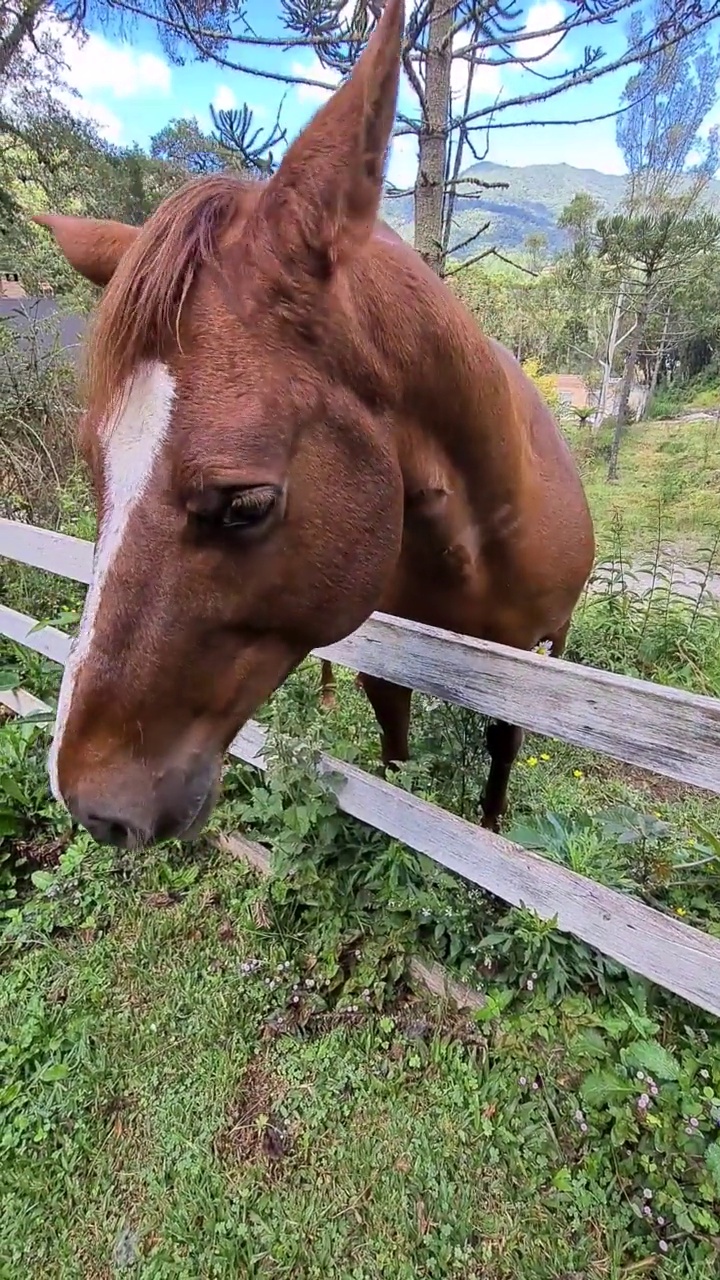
[2,826,720,1280]
[573,415,720,558]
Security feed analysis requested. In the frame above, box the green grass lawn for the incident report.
[2,834,719,1280]
[2,656,720,1279]
[573,416,720,559]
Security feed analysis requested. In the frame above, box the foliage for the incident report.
[520,357,560,412]
[558,191,602,248]
[149,105,284,178]
[617,0,720,209]
[0,321,81,526]
[0,716,59,912]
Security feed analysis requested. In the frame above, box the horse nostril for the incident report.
[82,810,140,849]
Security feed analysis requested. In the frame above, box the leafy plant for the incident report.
[0,718,65,913]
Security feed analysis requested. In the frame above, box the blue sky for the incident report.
[53,1,665,178]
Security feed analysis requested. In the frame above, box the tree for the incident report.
[150,106,284,177]
[0,0,247,90]
[523,232,548,274]
[603,1,720,475]
[6,2,720,278]
[0,90,185,300]
[270,0,720,275]
[599,210,720,477]
[617,0,720,211]
[558,192,601,253]
[14,0,713,278]
[150,117,233,175]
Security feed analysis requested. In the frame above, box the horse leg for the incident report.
[481,622,571,832]
[481,720,524,832]
[319,660,336,710]
[358,673,412,771]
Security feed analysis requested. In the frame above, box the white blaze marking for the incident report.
[49,361,176,803]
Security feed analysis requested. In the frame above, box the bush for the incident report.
[0,320,82,528]
[521,356,561,413]
[648,376,720,421]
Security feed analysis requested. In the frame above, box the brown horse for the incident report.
[35,0,594,850]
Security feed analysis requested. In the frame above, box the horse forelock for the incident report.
[84,174,256,423]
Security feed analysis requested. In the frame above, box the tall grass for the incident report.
[567,513,720,696]
[0,314,82,529]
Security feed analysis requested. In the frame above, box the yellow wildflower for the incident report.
[526,756,539,768]
[675,907,687,917]
[540,753,551,761]
[573,769,584,779]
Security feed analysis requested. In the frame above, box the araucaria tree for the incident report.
[6,0,717,277]
[601,0,720,479]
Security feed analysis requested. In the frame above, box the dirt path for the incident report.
[596,550,720,604]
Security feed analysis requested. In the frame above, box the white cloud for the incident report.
[22,22,173,148]
[212,84,237,112]
[56,28,172,100]
[516,1,566,67]
[386,132,418,191]
[60,93,125,144]
[291,57,342,104]
[451,29,503,103]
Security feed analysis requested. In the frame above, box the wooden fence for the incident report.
[1,515,720,1017]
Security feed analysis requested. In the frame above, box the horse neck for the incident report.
[352,253,532,511]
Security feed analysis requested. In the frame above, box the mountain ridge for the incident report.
[380,161,720,259]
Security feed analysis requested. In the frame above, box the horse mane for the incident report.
[85,173,252,417]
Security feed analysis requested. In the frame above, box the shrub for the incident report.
[521,356,561,412]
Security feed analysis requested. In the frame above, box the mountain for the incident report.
[380,161,720,260]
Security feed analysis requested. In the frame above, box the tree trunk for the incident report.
[607,284,652,481]
[594,282,624,429]
[645,305,671,415]
[414,1,453,276]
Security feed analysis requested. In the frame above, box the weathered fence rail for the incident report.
[2,517,719,794]
[2,517,720,1017]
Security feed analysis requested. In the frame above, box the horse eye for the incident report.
[187,484,282,535]
[221,486,279,529]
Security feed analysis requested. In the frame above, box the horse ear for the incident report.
[33,213,140,287]
[259,0,404,275]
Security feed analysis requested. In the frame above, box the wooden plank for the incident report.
[218,831,273,877]
[2,628,719,1018]
[317,615,720,795]
[0,605,71,665]
[1,519,719,793]
[406,958,485,1012]
[226,721,720,1019]
[0,686,51,718]
[0,517,93,583]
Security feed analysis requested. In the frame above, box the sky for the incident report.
[41,0,700,181]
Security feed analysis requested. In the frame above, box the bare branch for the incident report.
[445,246,496,276]
[449,219,493,257]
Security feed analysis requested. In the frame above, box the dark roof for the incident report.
[0,297,86,366]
